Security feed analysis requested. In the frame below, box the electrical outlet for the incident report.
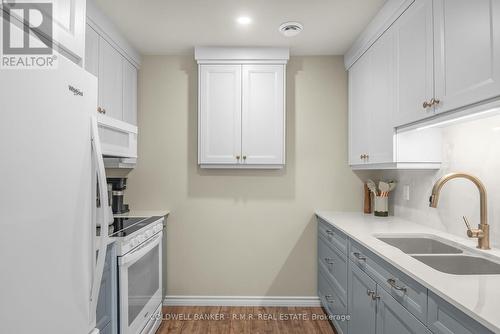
[404,184,410,201]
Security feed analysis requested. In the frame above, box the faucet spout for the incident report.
[429,172,490,250]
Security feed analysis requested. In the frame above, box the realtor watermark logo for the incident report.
[1,1,57,69]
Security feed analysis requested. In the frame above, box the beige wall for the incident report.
[125,55,363,296]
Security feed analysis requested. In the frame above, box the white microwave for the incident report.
[97,115,138,159]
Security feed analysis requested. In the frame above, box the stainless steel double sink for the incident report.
[376,236,500,275]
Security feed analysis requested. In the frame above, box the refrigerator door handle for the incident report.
[90,116,110,316]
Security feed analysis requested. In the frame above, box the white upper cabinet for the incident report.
[241,65,285,165]
[98,38,123,121]
[349,53,371,166]
[348,0,441,170]
[368,30,396,165]
[394,0,435,126]
[2,0,86,62]
[199,65,242,165]
[346,0,500,170]
[122,59,138,126]
[85,0,141,127]
[85,25,99,77]
[433,0,500,113]
[195,47,289,169]
[349,31,395,166]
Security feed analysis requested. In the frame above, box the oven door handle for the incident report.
[119,232,162,266]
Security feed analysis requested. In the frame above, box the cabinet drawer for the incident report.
[317,218,348,255]
[318,235,348,302]
[428,291,494,334]
[318,267,348,334]
[349,240,427,324]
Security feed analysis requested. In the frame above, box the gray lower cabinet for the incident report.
[350,240,428,323]
[96,243,117,334]
[316,217,495,334]
[348,263,377,334]
[318,233,348,334]
[427,291,494,334]
[377,287,430,334]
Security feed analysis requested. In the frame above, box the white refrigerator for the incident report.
[0,55,111,334]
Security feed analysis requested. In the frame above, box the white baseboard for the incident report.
[163,296,321,307]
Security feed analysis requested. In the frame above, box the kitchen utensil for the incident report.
[379,181,389,193]
[367,179,378,195]
[388,181,397,192]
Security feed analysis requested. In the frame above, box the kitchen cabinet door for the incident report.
[434,0,500,113]
[376,287,431,334]
[368,28,395,164]
[122,59,138,126]
[99,37,123,120]
[241,65,285,165]
[348,52,371,165]
[199,65,242,165]
[84,25,99,78]
[348,262,377,334]
[394,0,435,126]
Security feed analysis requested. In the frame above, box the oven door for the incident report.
[119,232,162,334]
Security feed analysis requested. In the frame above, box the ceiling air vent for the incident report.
[279,22,303,37]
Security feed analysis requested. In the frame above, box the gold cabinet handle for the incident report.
[431,98,440,106]
[423,100,433,108]
[242,156,247,160]
[236,155,240,160]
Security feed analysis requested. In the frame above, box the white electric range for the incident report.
[108,216,165,334]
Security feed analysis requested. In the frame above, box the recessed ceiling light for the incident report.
[237,16,252,25]
[279,22,303,37]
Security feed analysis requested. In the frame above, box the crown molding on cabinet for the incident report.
[86,0,142,68]
[195,47,289,65]
[344,0,415,70]
[163,296,321,307]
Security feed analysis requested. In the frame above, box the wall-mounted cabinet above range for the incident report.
[346,0,500,170]
[195,47,289,169]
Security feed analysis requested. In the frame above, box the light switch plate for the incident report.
[404,184,410,201]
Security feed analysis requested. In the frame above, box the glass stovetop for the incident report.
[108,216,161,237]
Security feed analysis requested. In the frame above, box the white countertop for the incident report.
[114,210,170,218]
[316,211,500,333]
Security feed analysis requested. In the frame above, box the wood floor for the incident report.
[157,306,337,334]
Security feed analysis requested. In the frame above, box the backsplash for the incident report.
[379,114,500,248]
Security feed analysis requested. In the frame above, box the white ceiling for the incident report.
[94,0,385,56]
